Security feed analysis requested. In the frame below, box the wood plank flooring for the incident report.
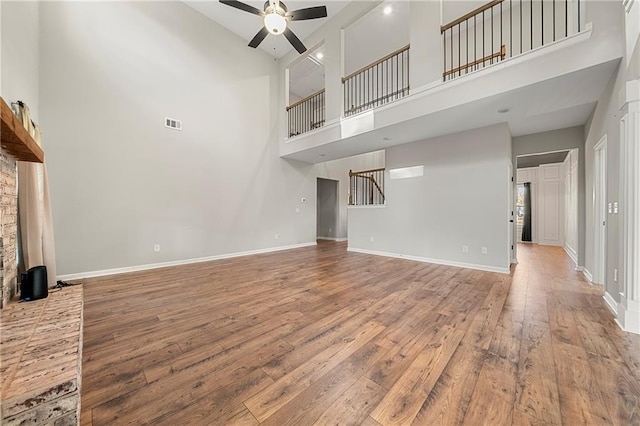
[80,242,640,425]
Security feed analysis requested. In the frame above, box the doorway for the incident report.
[316,178,339,240]
[594,135,607,286]
[515,149,578,265]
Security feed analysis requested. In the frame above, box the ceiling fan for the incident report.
[219,0,328,54]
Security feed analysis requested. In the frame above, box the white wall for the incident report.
[316,150,385,239]
[39,2,317,276]
[1,1,40,121]
[584,1,639,303]
[344,1,410,76]
[348,124,512,273]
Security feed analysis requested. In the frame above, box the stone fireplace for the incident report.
[0,147,18,308]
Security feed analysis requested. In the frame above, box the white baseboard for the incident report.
[604,292,618,316]
[57,242,317,281]
[582,268,593,283]
[618,297,640,335]
[563,244,578,265]
[347,247,511,274]
[575,265,585,272]
[317,237,348,242]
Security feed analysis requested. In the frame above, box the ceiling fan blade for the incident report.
[248,26,269,48]
[219,0,264,16]
[286,6,327,21]
[283,28,307,54]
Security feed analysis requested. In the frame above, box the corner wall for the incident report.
[0,1,40,306]
[584,1,639,306]
[316,150,385,239]
[39,2,317,276]
[348,124,512,273]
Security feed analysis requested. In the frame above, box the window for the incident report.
[516,184,525,225]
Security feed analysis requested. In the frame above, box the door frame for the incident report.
[316,177,340,241]
[594,135,607,285]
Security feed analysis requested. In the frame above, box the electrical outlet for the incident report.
[274,234,279,240]
[154,244,160,252]
[328,228,332,233]
[614,269,618,282]
[481,247,488,255]
[370,236,375,242]
[295,208,300,213]
[462,245,469,253]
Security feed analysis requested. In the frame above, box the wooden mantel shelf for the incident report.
[0,97,44,163]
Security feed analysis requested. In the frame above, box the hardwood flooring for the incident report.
[80,242,640,425]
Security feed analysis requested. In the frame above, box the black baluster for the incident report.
[466,19,469,74]
[458,23,461,76]
[491,6,494,64]
[520,0,523,54]
[483,10,486,69]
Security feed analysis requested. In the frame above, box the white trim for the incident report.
[582,268,594,283]
[317,237,348,242]
[575,265,584,272]
[604,292,618,315]
[511,258,519,264]
[593,135,607,286]
[618,296,640,334]
[563,244,578,265]
[346,247,511,274]
[347,204,386,209]
[57,242,317,281]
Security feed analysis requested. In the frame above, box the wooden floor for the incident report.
[80,242,640,425]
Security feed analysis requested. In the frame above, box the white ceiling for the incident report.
[183,0,350,59]
[517,151,570,168]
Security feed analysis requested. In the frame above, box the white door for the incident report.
[538,164,564,246]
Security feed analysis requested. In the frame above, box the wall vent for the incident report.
[165,117,182,131]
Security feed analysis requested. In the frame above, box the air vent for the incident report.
[165,117,182,131]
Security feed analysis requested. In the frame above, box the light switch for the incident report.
[613,202,619,214]
[608,203,612,214]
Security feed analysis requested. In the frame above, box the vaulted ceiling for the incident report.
[183,1,350,59]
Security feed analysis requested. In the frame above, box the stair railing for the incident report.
[342,45,410,117]
[349,168,385,206]
[441,0,583,81]
[287,89,325,138]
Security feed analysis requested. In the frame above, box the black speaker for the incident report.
[20,266,48,301]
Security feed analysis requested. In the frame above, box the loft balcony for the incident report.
[279,0,622,164]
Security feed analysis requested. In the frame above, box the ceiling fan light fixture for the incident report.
[264,12,287,34]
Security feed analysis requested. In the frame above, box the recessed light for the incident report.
[316,52,324,60]
[383,5,393,15]
[497,107,511,114]
[382,136,392,141]
[320,154,326,157]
